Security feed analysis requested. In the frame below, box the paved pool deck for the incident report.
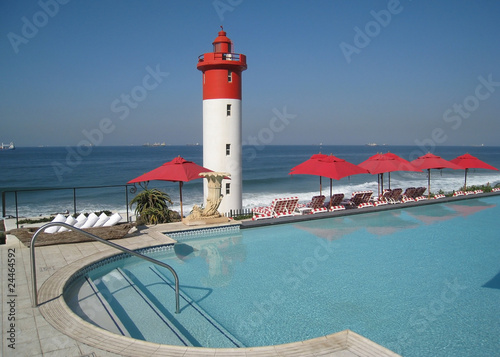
[3,192,497,356]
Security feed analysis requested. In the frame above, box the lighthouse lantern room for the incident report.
[197,28,247,214]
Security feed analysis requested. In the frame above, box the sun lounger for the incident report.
[58,215,78,232]
[381,189,392,201]
[345,191,374,208]
[373,199,388,207]
[402,187,416,200]
[93,212,110,227]
[302,195,328,214]
[453,191,464,197]
[434,194,445,199]
[372,190,389,206]
[325,193,344,207]
[388,188,402,203]
[81,212,99,228]
[346,191,364,206]
[492,188,500,192]
[44,214,66,233]
[73,213,88,228]
[329,205,346,212]
[103,212,123,226]
[464,190,482,195]
[307,195,326,208]
[413,187,427,200]
[295,195,326,213]
[279,197,299,217]
[252,199,280,219]
[359,191,374,208]
[253,197,299,220]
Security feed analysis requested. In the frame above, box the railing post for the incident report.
[73,188,77,215]
[125,185,129,222]
[15,191,19,228]
[2,191,5,218]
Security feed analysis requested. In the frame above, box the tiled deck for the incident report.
[0,217,402,357]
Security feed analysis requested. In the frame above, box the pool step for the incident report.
[89,267,243,348]
[91,268,190,346]
[147,266,242,348]
[64,275,131,337]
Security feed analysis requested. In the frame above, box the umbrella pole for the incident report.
[381,173,384,197]
[179,181,184,218]
[388,172,391,190]
[427,169,431,199]
[320,176,322,195]
[464,168,468,191]
[329,178,333,209]
[377,174,380,197]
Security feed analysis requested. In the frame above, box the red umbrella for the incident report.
[359,153,421,196]
[289,153,369,200]
[410,153,462,198]
[128,156,213,217]
[450,153,498,190]
[288,153,329,194]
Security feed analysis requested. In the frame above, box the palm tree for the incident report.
[129,185,173,225]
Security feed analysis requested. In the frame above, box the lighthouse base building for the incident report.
[197,29,247,214]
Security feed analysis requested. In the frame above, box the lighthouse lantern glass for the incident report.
[213,42,232,53]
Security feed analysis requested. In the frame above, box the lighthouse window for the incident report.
[226,144,231,155]
[227,70,232,82]
[226,183,231,195]
[226,104,231,116]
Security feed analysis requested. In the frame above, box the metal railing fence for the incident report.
[2,184,136,228]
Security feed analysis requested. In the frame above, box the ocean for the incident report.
[1,145,500,219]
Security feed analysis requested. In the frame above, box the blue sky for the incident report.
[1,0,499,147]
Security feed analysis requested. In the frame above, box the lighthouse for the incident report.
[197,28,247,214]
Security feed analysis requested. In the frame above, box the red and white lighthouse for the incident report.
[197,28,247,214]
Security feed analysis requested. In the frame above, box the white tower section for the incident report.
[197,29,247,214]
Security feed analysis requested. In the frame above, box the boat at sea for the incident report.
[142,142,166,147]
[1,142,15,150]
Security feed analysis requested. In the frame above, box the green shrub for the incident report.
[130,187,173,225]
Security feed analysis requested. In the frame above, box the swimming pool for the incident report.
[64,196,500,356]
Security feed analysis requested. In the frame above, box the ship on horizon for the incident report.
[0,142,15,150]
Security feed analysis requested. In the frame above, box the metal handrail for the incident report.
[30,222,180,313]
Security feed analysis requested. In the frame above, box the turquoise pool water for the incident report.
[70,196,500,356]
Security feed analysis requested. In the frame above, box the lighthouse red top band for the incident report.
[197,30,247,100]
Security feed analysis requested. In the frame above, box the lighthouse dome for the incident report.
[212,30,232,53]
